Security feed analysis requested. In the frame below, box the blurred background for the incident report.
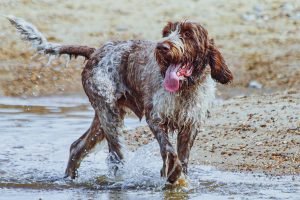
[0,0,299,97]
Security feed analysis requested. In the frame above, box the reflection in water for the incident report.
[0,96,299,200]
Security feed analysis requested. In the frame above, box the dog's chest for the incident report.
[151,75,216,127]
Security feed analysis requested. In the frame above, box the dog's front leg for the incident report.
[177,125,198,174]
[146,118,182,184]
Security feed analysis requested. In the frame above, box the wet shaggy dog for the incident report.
[8,16,233,184]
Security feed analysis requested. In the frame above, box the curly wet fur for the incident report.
[8,16,232,184]
[7,15,61,55]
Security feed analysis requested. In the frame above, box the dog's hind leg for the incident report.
[65,112,105,179]
[95,104,126,176]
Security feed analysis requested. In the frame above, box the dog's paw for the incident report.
[166,160,182,184]
[161,152,182,184]
[64,166,78,179]
[106,152,124,177]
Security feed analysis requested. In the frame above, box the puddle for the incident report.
[0,96,299,200]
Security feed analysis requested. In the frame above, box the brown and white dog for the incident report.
[8,17,233,184]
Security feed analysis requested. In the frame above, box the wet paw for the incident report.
[107,152,124,176]
[161,152,182,184]
[64,160,79,179]
[64,167,78,179]
[167,161,182,184]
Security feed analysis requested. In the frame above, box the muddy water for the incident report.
[0,96,299,200]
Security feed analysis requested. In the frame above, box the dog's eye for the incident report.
[163,31,170,37]
[183,31,191,38]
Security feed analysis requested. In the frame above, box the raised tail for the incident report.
[7,15,95,59]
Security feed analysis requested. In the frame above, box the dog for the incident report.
[8,16,233,184]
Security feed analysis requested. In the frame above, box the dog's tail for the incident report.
[7,15,95,60]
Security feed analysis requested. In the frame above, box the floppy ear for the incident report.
[207,39,233,84]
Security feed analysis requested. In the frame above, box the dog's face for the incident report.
[155,21,233,92]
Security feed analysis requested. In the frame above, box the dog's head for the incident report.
[155,21,233,92]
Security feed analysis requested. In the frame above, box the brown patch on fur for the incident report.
[55,45,95,59]
[208,39,233,84]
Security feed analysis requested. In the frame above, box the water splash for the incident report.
[107,141,166,190]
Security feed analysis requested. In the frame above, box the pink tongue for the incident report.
[164,65,180,92]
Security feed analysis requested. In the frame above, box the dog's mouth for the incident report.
[163,63,194,92]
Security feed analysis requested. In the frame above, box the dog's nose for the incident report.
[156,42,170,52]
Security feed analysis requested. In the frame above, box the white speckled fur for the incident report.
[90,41,133,104]
[159,26,184,53]
[7,15,61,55]
[151,73,215,130]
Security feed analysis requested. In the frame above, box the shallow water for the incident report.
[0,96,299,200]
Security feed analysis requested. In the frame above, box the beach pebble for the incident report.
[116,25,129,32]
[253,5,263,14]
[241,13,256,21]
[281,2,294,12]
[255,142,263,146]
[248,80,263,89]
[291,12,300,20]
